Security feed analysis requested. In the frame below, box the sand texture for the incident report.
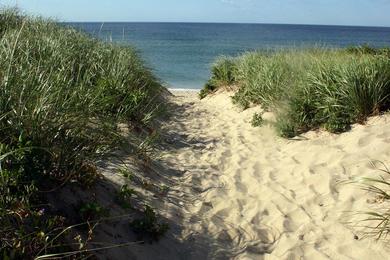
[64,90,390,259]
[155,90,390,259]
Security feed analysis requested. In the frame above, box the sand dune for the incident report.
[157,90,390,259]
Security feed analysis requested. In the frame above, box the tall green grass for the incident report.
[203,47,390,137]
[199,57,236,99]
[0,9,165,258]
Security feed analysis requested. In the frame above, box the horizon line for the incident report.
[60,21,390,29]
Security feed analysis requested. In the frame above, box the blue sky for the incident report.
[1,0,390,26]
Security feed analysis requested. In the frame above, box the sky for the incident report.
[1,0,390,27]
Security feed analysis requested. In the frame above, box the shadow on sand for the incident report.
[47,97,278,259]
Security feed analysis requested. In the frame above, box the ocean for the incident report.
[65,23,390,89]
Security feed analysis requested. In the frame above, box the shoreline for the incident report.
[168,88,200,92]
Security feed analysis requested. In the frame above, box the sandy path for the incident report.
[159,90,390,259]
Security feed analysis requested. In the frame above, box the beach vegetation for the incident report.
[199,82,217,99]
[349,162,390,240]
[119,167,135,181]
[116,185,137,209]
[204,47,390,136]
[251,112,265,127]
[130,205,169,242]
[0,9,166,258]
[346,44,390,56]
[79,202,110,222]
[200,57,236,99]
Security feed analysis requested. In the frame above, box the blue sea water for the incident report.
[66,23,390,89]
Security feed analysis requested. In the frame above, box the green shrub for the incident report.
[79,202,110,221]
[0,142,69,259]
[251,112,264,127]
[231,90,251,109]
[116,185,136,209]
[130,205,169,242]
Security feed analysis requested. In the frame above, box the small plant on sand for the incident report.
[119,168,135,181]
[116,185,136,209]
[251,112,264,127]
[159,185,170,195]
[130,205,169,242]
[79,202,110,222]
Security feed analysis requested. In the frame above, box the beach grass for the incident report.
[199,57,236,99]
[349,162,390,240]
[0,9,165,258]
[202,47,390,137]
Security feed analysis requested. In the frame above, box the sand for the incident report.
[69,89,390,259]
[155,90,390,259]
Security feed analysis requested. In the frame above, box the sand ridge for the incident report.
[159,90,390,259]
